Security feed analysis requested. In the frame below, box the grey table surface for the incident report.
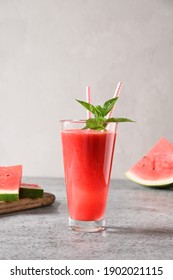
[0,177,173,260]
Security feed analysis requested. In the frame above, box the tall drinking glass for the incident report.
[60,120,117,232]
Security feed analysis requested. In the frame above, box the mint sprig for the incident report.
[76,98,134,130]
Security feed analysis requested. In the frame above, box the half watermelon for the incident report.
[125,138,173,187]
[0,165,22,201]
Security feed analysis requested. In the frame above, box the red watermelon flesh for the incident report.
[0,165,22,201]
[125,138,173,186]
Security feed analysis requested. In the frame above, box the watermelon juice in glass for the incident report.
[61,120,117,232]
[60,89,133,232]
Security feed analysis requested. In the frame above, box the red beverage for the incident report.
[61,127,116,222]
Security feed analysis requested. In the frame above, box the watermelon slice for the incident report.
[19,183,44,199]
[0,165,22,201]
[125,138,173,187]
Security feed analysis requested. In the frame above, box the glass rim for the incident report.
[60,119,87,124]
[60,119,119,124]
[60,119,118,131]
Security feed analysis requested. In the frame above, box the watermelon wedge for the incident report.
[125,138,173,187]
[19,183,44,199]
[0,165,22,201]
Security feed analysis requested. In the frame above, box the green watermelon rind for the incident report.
[19,185,44,199]
[125,170,173,187]
[0,193,19,202]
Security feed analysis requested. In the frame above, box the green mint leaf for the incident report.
[76,97,135,130]
[106,117,135,123]
[86,118,107,130]
[94,105,105,117]
[76,99,96,115]
[103,97,118,116]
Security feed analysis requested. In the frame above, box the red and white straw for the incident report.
[107,81,123,119]
[86,86,91,119]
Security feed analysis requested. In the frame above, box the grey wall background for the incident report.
[0,0,172,178]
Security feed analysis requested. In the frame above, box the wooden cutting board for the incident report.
[0,192,55,215]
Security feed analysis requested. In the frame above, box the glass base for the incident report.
[69,217,105,233]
